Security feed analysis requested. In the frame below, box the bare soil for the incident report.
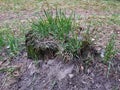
[0,50,120,90]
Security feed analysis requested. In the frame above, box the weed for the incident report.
[106,61,112,78]
[109,14,120,25]
[0,27,10,49]
[104,34,116,63]
[32,9,73,41]
[0,26,19,56]
[0,67,15,73]
[0,30,5,48]
[63,35,82,55]
[7,34,19,54]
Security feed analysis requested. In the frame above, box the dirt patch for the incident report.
[0,51,120,90]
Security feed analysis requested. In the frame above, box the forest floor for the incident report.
[0,0,120,90]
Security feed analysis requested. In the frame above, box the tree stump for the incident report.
[25,30,59,60]
[25,30,98,62]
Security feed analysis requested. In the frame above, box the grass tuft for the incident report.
[30,9,93,60]
[32,9,73,40]
[104,34,116,63]
[0,26,19,56]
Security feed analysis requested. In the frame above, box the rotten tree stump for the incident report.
[25,30,59,60]
[25,30,101,62]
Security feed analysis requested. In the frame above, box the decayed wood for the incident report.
[25,30,59,60]
[25,30,100,61]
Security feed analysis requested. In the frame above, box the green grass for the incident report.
[31,9,79,55]
[108,14,120,25]
[104,34,116,63]
[0,26,20,56]
[32,9,74,40]
[0,30,5,47]
[31,9,93,59]
[0,67,16,73]
[0,27,10,49]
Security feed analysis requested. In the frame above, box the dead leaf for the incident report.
[12,70,20,77]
